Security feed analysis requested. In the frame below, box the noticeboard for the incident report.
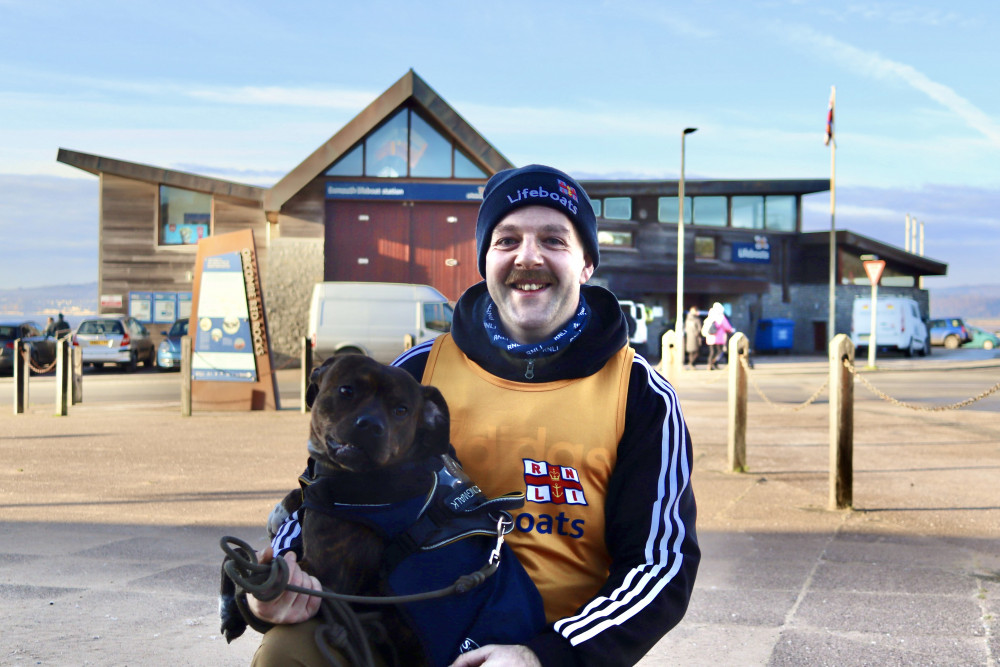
[189,229,279,411]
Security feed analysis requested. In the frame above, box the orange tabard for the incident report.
[422,334,633,621]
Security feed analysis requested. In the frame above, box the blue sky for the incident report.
[1,0,997,290]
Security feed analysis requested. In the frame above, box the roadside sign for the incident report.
[863,259,886,285]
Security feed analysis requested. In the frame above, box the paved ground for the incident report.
[1,354,998,666]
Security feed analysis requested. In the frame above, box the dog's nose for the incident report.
[354,414,385,437]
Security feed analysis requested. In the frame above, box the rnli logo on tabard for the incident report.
[522,459,588,505]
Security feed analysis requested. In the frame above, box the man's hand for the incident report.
[450,645,541,667]
[246,548,322,624]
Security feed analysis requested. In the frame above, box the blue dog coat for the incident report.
[299,455,546,667]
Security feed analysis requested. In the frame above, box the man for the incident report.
[52,313,71,338]
[44,317,56,337]
[250,165,699,666]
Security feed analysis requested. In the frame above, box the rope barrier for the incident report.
[739,356,828,411]
[844,358,1000,411]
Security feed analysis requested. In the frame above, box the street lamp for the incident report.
[674,127,698,376]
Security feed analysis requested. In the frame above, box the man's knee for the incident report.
[251,619,329,667]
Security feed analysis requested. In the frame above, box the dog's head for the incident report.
[306,355,450,472]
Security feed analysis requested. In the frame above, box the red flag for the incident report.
[824,86,835,146]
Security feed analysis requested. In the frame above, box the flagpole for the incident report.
[827,86,837,339]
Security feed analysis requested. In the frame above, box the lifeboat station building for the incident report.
[58,70,946,361]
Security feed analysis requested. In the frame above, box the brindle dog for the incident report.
[287,354,450,595]
[221,354,451,662]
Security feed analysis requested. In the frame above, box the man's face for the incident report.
[485,206,594,344]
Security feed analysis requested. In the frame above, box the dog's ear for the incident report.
[415,385,451,456]
[306,357,339,409]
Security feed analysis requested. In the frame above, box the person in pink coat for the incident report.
[701,302,734,370]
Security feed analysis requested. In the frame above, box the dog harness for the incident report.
[297,454,546,667]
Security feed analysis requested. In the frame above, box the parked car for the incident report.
[962,325,999,350]
[0,320,58,375]
[156,317,189,370]
[72,316,155,372]
[927,317,972,349]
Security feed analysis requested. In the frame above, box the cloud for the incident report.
[782,24,1000,147]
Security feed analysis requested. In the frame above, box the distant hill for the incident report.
[0,282,98,318]
[928,285,1000,320]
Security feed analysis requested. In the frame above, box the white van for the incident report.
[618,300,648,346]
[850,297,930,357]
[308,282,453,364]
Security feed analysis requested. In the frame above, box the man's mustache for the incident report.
[505,269,556,286]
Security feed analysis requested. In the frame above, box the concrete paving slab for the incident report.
[1,358,998,665]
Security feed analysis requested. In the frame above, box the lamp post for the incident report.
[675,127,698,376]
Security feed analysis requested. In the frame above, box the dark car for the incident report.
[71,316,155,372]
[0,320,58,375]
[156,317,189,371]
[927,318,972,349]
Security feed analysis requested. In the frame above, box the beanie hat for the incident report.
[476,164,599,277]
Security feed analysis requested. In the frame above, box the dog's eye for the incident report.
[392,405,409,417]
[338,385,355,399]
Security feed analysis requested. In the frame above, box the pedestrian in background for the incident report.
[701,302,734,370]
[684,306,702,369]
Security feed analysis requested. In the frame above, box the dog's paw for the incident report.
[267,502,291,540]
[219,593,247,643]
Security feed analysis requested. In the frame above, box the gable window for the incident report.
[159,185,211,246]
[325,106,487,179]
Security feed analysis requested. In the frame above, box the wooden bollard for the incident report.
[660,330,678,383]
[180,335,192,417]
[13,339,27,414]
[71,345,83,404]
[829,333,854,510]
[727,332,749,473]
[55,338,70,416]
[301,336,313,414]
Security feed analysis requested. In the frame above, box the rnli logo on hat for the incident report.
[557,179,578,202]
[523,459,587,505]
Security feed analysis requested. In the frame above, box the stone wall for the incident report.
[261,237,323,366]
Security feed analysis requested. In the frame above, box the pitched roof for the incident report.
[263,69,512,212]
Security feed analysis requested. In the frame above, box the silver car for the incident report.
[72,316,155,372]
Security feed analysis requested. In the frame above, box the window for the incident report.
[693,196,726,226]
[732,196,764,229]
[765,195,796,231]
[592,199,602,217]
[409,113,452,177]
[325,106,487,179]
[694,236,716,260]
[598,230,634,247]
[159,185,211,246]
[366,109,409,177]
[326,144,363,176]
[454,150,486,178]
[603,197,632,220]
[424,302,454,333]
[657,196,692,224]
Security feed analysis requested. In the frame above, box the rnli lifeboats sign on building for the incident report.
[732,235,771,264]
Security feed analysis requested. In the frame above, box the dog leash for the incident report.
[220,515,510,666]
